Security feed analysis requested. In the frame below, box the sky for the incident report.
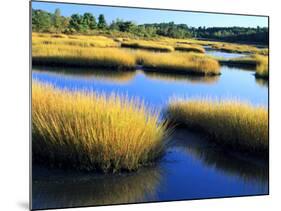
[32,1,268,28]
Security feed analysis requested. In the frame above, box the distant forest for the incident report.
[32,9,269,45]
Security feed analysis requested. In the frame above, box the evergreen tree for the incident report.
[83,13,96,30]
[69,14,83,32]
[98,14,107,29]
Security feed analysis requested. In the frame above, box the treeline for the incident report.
[190,26,268,44]
[32,8,268,45]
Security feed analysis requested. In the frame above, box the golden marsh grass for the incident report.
[33,33,118,48]
[32,82,168,172]
[212,43,268,55]
[121,40,174,52]
[32,44,136,69]
[175,44,205,53]
[32,33,221,75]
[255,55,269,78]
[220,55,269,78]
[135,51,220,75]
[166,99,268,152]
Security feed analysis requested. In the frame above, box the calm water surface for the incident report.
[204,46,249,59]
[32,66,268,108]
[32,50,268,209]
[33,129,268,209]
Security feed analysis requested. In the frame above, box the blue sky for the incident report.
[32,1,268,28]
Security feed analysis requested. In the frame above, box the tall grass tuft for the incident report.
[166,99,268,152]
[256,55,269,78]
[136,51,220,75]
[32,82,168,172]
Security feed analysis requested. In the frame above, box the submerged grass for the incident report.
[166,99,268,153]
[135,51,220,75]
[32,82,168,172]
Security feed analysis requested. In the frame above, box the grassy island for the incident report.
[166,99,268,153]
[32,82,168,172]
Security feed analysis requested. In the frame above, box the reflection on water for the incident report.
[32,165,163,210]
[32,128,268,210]
[205,48,248,59]
[170,129,268,184]
[32,66,135,84]
[255,78,269,88]
[32,65,268,108]
[144,71,219,84]
[32,66,221,85]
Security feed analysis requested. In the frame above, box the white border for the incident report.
[1,0,280,211]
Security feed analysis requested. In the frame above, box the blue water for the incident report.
[203,46,249,59]
[157,130,268,201]
[32,66,268,109]
[32,129,268,209]
[205,49,248,59]
[32,57,268,209]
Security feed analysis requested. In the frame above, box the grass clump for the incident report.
[212,43,268,55]
[175,44,205,53]
[32,44,136,69]
[136,51,220,76]
[32,33,221,76]
[219,55,258,68]
[166,99,268,153]
[219,54,269,78]
[256,55,269,78]
[33,33,119,48]
[32,82,168,172]
[121,41,174,52]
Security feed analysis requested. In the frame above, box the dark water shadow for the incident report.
[169,128,268,184]
[255,78,269,88]
[32,165,163,210]
[143,71,220,84]
[219,62,256,71]
[33,65,221,85]
[32,66,136,84]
